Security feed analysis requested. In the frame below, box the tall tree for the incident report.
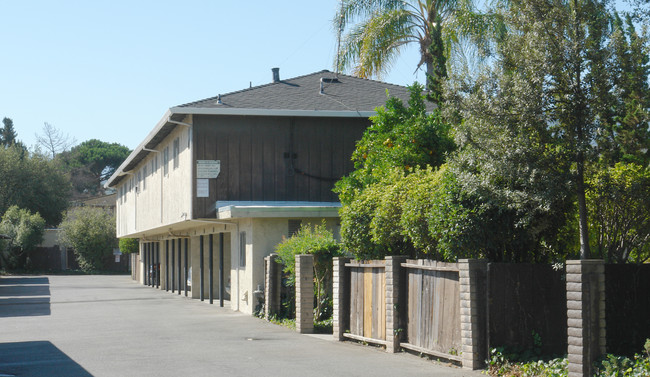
[446,0,634,259]
[1,117,17,147]
[335,0,499,103]
[36,122,76,159]
[0,145,71,225]
[58,139,130,196]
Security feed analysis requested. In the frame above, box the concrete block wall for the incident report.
[385,256,407,353]
[333,257,350,341]
[566,260,606,377]
[295,254,314,334]
[459,259,487,370]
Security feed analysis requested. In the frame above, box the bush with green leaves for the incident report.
[118,238,139,254]
[59,206,116,271]
[0,206,45,269]
[335,83,454,205]
[595,339,650,377]
[274,222,342,320]
[587,162,650,263]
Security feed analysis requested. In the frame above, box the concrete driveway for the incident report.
[0,275,484,377]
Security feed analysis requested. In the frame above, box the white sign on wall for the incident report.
[196,160,220,179]
[197,179,209,198]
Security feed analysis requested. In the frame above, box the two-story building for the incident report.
[106,69,414,314]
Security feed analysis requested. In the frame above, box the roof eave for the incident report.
[169,106,376,118]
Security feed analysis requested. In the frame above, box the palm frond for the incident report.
[338,8,420,78]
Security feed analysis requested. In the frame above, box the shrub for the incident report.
[0,206,45,269]
[274,222,342,320]
[119,238,139,254]
[59,206,116,271]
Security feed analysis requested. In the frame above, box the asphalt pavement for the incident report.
[0,274,484,377]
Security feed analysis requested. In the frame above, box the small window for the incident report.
[173,138,180,169]
[137,171,141,192]
[239,232,246,267]
[288,220,302,237]
[163,147,169,176]
[143,166,147,190]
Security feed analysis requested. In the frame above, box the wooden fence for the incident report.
[401,260,461,361]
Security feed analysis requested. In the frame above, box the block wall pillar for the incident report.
[295,254,314,334]
[385,256,407,353]
[566,260,606,377]
[333,257,351,341]
[459,259,487,370]
[264,254,281,319]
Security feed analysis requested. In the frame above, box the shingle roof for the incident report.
[177,70,413,112]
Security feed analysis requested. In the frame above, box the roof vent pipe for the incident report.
[320,78,324,94]
[272,67,280,83]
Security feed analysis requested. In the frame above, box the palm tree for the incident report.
[335,0,496,101]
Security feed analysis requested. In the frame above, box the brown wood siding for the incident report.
[192,115,367,218]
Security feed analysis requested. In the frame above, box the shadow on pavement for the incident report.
[0,341,92,377]
[0,276,51,317]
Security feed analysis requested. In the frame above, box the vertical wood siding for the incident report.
[192,115,367,218]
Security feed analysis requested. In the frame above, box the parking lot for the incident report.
[0,275,482,377]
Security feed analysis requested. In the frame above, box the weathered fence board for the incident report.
[346,261,386,344]
[402,260,461,360]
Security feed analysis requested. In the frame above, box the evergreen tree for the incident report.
[1,118,17,147]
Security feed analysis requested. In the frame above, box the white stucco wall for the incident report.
[115,116,193,238]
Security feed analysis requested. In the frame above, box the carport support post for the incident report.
[566,260,606,377]
[333,257,351,341]
[165,240,169,291]
[385,256,407,353]
[148,243,153,287]
[295,254,314,334]
[219,232,224,307]
[142,243,147,286]
[184,238,188,297]
[459,259,488,370]
[177,238,182,295]
[148,243,152,286]
[156,242,160,289]
[171,239,175,293]
[209,234,214,304]
[199,235,204,301]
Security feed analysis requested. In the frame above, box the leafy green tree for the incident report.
[337,84,454,259]
[0,206,45,269]
[335,83,454,204]
[0,145,71,225]
[118,238,139,254]
[59,206,116,271]
[587,163,650,263]
[58,139,130,196]
[445,0,650,260]
[275,222,342,320]
[335,0,499,101]
[594,13,650,167]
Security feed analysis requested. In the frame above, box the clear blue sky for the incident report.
[0,1,424,151]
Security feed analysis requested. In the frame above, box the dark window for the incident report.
[239,232,246,267]
[288,220,302,237]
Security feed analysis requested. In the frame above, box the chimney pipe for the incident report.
[272,67,280,83]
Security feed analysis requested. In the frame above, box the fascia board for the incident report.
[169,106,376,118]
